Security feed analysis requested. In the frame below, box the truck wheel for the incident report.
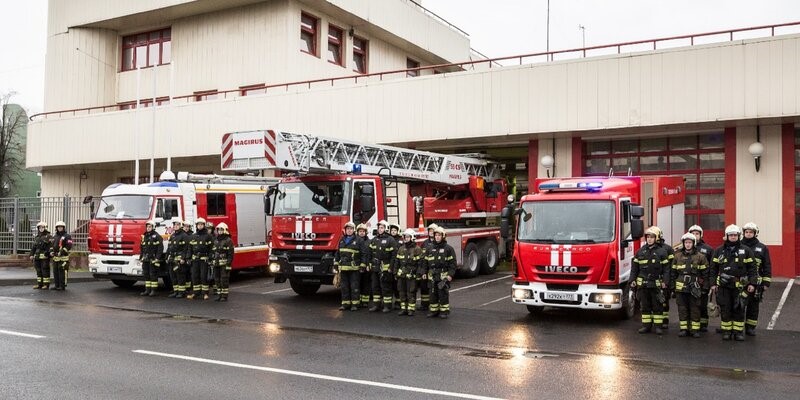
[618,285,636,320]
[526,305,544,315]
[478,240,499,275]
[460,243,480,278]
[289,279,321,296]
[111,279,136,288]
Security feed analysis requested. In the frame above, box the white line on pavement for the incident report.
[260,288,292,295]
[478,296,510,308]
[230,283,260,289]
[0,329,45,339]
[767,278,795,330]
[133,350,505,400]
[450,275,512,293]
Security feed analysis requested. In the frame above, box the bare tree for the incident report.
[0,92,28,198]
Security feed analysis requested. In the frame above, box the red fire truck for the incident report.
[87,171,278,288]
[222,130,509,296]
[507,176,685,319]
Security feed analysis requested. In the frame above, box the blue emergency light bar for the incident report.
[351,163,362,173]
[539,181,604,191]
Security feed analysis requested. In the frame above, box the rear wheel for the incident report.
[460,243,480,278]
[111,279,136,288]
[289,279,321,296]
[478,240,499,275]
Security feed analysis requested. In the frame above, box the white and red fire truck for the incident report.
[87,171,279,287]
[221,130,509,296]
[507,176,685,319]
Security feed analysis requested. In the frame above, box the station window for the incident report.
[406,58,420,77]
[121,28,171,71]
[207,193,226,216]
[300,13,318,56]
[352,36,368,74]
[583,133,726,232]
[327,24,344,66]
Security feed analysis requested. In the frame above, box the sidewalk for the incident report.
[0,267,96,286]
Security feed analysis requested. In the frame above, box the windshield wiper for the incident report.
[567,239,597,244]
[522,238,555,243]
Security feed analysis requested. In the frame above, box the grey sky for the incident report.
[1,0,798,113]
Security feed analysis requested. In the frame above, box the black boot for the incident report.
[167,292,177,298]
[691,331,701,338]
[175,292,185,299]
[734,333,745,341]
[638,325,651,334]
[427,311,439,318]
[368,305,379,312]
[722,332,732,341]
[654,326,664,335]
[745,327,757,336]
[339,305,346,311]
[140,288,150,296]
[407,310,414,317]
[214,295,222,302]
[220,296,228,302]
[382,306,391,313]
[439,312,449,319]
[398,309,408,316]
[678,330,688,337]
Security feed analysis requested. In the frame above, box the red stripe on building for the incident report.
[779,123,797,277]
[723,127,736,226]
[527,139,538,186]
[571,136,582,177]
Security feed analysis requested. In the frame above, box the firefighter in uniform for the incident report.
[671,232,709,338]
[30,221,53,290]
[50,221,73,291]
[334,222,363,311]
[139,220,163,297]
[369,220,398,312]
[688,225,714,332]
[651,226,674,329]
[181,220,194,295]
[212,222,234,302]
[630,227,670,334]
[710,224,758,341]
[741,222,772,336]
[389,223,403,310]
[166,218,188,298]
[186,218,213,300]
[418,223,439,311]
[425,226,456,319]
[356,223,372,308]
[394,228,424,316]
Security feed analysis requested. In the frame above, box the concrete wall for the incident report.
[736,125,783,245]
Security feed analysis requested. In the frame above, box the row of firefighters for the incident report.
[632,223,771,341]
[335,221,456,319]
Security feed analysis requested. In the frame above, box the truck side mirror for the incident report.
[264,187,276,215]
[631,219,644,239]
[630,205,644,218]
[500,204,513,239]
[360,184,374,214]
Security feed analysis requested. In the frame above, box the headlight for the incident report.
[594,293,619,304]
[88,256,98,266]
[269,262,281,273]
[512,289,532,299]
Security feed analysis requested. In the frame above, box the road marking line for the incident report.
[478,296,510,308]
[231,283,260,289]
[260,288,292,295]
[450,275,512,293]
[133,349,505,400]
[0,329,45,339]
[767,278,795,330]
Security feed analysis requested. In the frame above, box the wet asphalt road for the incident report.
[1,272,798,399]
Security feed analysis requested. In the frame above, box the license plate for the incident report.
[294,266,314,273]
[544,292,577,301]
[108,267,122,273]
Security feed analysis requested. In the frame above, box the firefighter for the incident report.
[671,232,709,338]
[334,222,363,311]
[630,227,670,334]
[356,223,372,308]
[710,224,758,341]
[181,220,194,295]
[30,221,53,290]
[139,220,164,297]
[212,222,234,302]
[425,226,456,319]
[369,220,398,312]
[394,228,424,316]
[50,221,73,291]
[186,218,214,300]
[688,225,714,332]
[741,222,771,336]
[206,221,216,289]
[389,222,403,309]
[417,223,439,311]
[651,226,674,329]
[166,218,189,298]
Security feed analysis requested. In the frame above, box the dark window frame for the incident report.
[300,12,319,57]
[352,36,368,74]
[206,193,227,216]
[121,28,171,72]
[327,24,344,67]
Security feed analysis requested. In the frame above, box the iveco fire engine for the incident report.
[507,176,685,319]
[221,130,509,296]
[87,171,279,287]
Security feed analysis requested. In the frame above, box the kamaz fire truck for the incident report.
[87,171,279,287]
[507,176,685,319]
[221,130,509,296]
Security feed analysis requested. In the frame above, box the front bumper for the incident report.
[511,282,623,310]
[88,254,143,278]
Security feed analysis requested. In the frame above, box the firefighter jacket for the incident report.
[696,239,714,261]
[166,229,188,264]
[658,240,675,264]
[710,241,758,289]
[631,243,670,288]
[32,230,53,260]
[424,240,456,281]
[187,228,214,260]
[51,231,73,262]
[335,234,365,271]
[671,247,708,294]
[742,237,772,287]
[393,241,424,279]
[421,238,435,253]
[212,234,235,269]
[140,230,163,263]
[368,233,397,272]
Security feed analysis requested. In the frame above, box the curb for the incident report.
[0,277,98,287]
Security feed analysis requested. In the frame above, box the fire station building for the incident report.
[28,0,800,277]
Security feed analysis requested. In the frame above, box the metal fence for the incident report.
[0,196,93,255]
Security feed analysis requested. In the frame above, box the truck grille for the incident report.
[535,266,591,282]
[279,233,333,247]
[98,240,135,255]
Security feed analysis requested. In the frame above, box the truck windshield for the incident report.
[518,200,615,244]
[95,195,153,219]
[273,182,350,215]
